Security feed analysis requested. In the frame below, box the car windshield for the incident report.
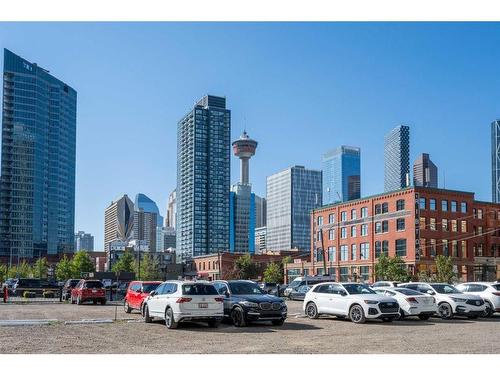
[84,281,103,289]
[430,284,460,294]
[492,284,500,291]
[182,284,218,295]
[69,280,79,287]
[343,283,376,295]
[229,282,265,295]
[142,283,161,293]
[394,288,422,296]
[288,280,301,289]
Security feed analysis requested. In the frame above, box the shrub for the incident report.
[42,290,55,298]
[23,291,36,298]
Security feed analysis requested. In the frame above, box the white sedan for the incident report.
[373,287,437,320]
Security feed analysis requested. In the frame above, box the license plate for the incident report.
[198,303,208,308]
[92,289,97,293]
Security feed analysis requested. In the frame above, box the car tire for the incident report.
[76,296,81,305]
[418,314,431,321]
[231,306,247,327]
[165,308,178,329]
[482,302,494,318]
[144,305,153,323]
[271,319,285,326]
[349,304,366,324]
[438,302,453,319]
[305,302,319,319]
[398,308,405,320]
[124,300,132,313]
[208,320,220,328]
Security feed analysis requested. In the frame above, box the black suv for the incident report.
[213,280,287,327]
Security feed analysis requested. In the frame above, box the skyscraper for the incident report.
[176,95,231,262]
[266,166,322,252]
[165,189,176,229]
[413,153,438,188]
[492,120,500,203]
[229,131,258,253]
[0,49,77,260]
[104,194,135,250]
[384,125,410,192]
[135,193,163,227]
[322,145,361,204]
[74,231,94,252]
[133,208,157,252]
[254,194,267,228]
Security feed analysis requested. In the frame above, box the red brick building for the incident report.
[284,187,500,283]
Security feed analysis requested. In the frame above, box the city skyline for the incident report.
[0,23,498,249]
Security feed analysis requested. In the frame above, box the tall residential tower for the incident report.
[322,145,361,204]
[492,120,500,203]
[413,153,438,188]
[384,125,410,192]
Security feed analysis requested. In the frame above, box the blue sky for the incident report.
[0,22,499,249]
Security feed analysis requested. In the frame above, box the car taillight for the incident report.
[406,297,418,303]
[176,297,192,303]
[214,297,224,302]
[492,292,500,296]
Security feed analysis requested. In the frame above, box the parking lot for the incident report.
[0,301,499,354]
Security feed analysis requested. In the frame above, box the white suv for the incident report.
[399,282,485,319]
[303,282,400,324]
[143,280,224,329]
[456,282,500,317]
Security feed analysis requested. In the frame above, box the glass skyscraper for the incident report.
[492,120,500,203]
[322,145,361,205]
[135,193,163,227]
[384,125,410,192]
[413,153,438,188]
[266,166,322,252]
[0,49,77,260]
[176,95,230,262]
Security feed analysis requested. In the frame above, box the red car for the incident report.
[71,279,106,305]
[124,281,162,313]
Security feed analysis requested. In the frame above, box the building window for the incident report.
[451,201,457,212]
[473,208,477,218]
[461,241,467,258]
[419,197,426,210]
[382,220,389,233]
[360,243,370,260]
[341,227,347,239]
[351,244,357,260]
[461,202,467,213]
[477,209,483,219]
[351,226,357,238]
[328,246,336,262]
[442,219,448,232]
[375,204,382,215]
[396,199,405,211]
[361,224,368,236]
[442,239,449,257]
[317,231,321,241]
[477,226,483,235]
[328,229,335,240]
[375,222,382,234]
[382,240,389,256]
[382,203,389,213]
[360,266,370,282]
[419,217,426,228]
[375,241,382,258]
[396,218,405,231]
[461,220,467,233]
[341,211,347,222]
[340,267,349,282]
[452,240,458,257]
[361,207,368,218]
[316,249,324,262]
[317,216,323,226]
[430,199,436,211]
[430,239,436,257]
[351,209,357,220]
[441,200,448,212]
[395,239,407,257]
[340,245,348,261]
[451,220,457,232]
[328,213,335,224]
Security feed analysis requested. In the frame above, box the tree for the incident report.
[263,262,283,283]
[55,255,74,281]
[33,257,48,279]
[374,253,391,281]
[71,250,95,278]
[136,253,161,281]
[281,256,292,266]
[434,255,456,283]
[234,254,259,279]
[112,250,135,273]
[0,263,6,283]
[374,253,410,282]
[8,260,33,278]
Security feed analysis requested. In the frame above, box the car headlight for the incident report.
[364,300,379,305]
[240,301,259,308]
[451,297,466,303]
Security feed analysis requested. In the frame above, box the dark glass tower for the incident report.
[322,145,361,204]
[384,125,410,192]
[0,49,77,261]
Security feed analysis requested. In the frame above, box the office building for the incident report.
[322,145,361,204]
[384,125,410,192]
[254,195,267,228]
[492,120,500,203]
[165,189,176,228]
[74,231,94,252]
[104,194,135,251]
[176,95,231,262]
[135,193,163,227]
[266,166,322,252]
[0,49,77,260]
[254,226,267,254]
[133,209,157,252]
[413,153,438,188]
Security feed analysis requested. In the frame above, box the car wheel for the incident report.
[349,304,366,324]
[76,296,81,305]
[438,303,453,319]
[271,319,285,326]
[207,320,220,328]
[418,314,431,321]
[398,308,405,320]
[305,302,319,319]
[144,305,153,323]
[124,300,132,313]
[482,302,494,318]
[165,308,178,329]
[231,306,247,327]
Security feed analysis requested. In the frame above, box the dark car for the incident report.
[288,284,311,301]
[62,279,81,301]
[213,280,287,327]
[268,284,287,297]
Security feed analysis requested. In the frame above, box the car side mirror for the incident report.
[150,290,156,297]
[426,290,435,295]
[224,291,230,298]
[340,291,347,296]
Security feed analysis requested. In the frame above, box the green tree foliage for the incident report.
[0,263,6,283]
[111,250,135,273]
[8,260,33,279]
[55,255,74,281]
[374,253,391,280]
[136,253,161,281]
[263,262,283,283]
[434,255,456,283]
[32,257,49,279]
[281,256,292,266]
[375,253,410,282]
[234,253,259,280]
[71,250,95,277]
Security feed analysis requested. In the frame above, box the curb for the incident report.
[64,319,114,325]
[0,319,59,327]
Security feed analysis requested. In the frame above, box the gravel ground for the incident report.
[0,301,499,354]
